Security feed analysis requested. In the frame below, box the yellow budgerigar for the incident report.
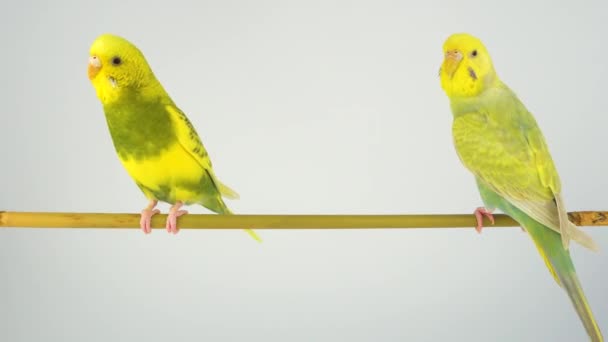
[439,33,602,341]
[87,34,259,241]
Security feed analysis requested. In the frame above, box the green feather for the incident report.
[442,33,602,341]
[477,180,603,341]
[103,98,176,161]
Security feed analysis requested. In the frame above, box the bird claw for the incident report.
[474,207,495,234]
[140,208,160,234]
[166,202,187,234]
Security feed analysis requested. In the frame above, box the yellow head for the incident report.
[439,33,498,98]
[88,34,159,104]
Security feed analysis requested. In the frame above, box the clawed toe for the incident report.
[474,207,495,234]
[166,201,187,234]
[139,201,159,234]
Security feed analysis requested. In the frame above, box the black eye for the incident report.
[471,50,478,57]
[112,57,122,65]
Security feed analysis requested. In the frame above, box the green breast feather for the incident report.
[103,99,176,161]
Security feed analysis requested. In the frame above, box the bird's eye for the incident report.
[471,50,478,57]
[112,57,122,65]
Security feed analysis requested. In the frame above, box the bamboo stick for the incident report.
[0,211,606,229]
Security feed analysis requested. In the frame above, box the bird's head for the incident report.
[439,33,498,98]
[88,34,157,104]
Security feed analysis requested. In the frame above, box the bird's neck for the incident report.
[449,79,507,117]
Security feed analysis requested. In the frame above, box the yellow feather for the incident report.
[217,181,240,200]
[88,34,259,241]
[120,142,205,204]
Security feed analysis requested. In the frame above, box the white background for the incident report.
[1,1,607,341]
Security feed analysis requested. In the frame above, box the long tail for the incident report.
[524,217,603,341]
[210,176,260,242]
[221,206,262,243]
[244,228,262,242]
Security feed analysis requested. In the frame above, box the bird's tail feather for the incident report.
[555,193,598,251]
[527,221,603,342]
[221,206,262,243]
[207,173,258,241]
[217,181,240,200]
[557,266,604,342]
[244,228,262,242]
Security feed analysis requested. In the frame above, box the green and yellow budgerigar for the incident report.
[87,34,260,241]
[439,33,603,341]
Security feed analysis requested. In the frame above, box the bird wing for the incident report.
[165,105,240,200]
[453,108,596,250]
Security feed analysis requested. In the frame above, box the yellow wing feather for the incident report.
[165,105,260,242]
[165,105,240,200]
[453,110,596,250]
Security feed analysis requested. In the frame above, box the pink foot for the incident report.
[166,201,188,235]
[474,207,495,234]
[140,200,160,234]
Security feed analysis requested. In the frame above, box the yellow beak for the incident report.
[442,50,463,78]
[88,56,102,80]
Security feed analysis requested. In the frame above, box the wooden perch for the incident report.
[0,211,606,229]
